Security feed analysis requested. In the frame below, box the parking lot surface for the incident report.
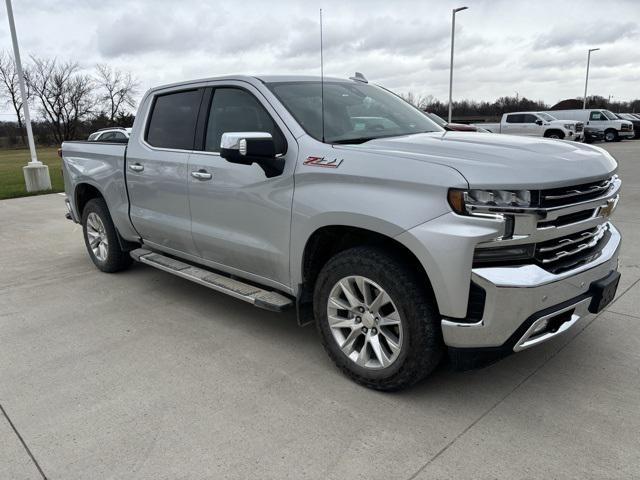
[1,142,639,479]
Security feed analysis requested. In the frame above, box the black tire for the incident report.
[544,130,564,139]
[81,198,132,273]
[604,129,618,142]
[313,246,444,391]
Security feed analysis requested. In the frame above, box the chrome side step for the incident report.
[130,248,293,312]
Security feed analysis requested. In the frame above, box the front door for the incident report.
[187,84,296,289]
[126,88,204,254]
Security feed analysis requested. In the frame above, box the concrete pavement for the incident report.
[1,142,639,479]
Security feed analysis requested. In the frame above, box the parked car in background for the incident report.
[425,112,489,132]
[473,112,584,140]
[60,74,622,390]
[613,113,640,138]
[583,126,605,143]
[549,109,633,142]
[87,127,132,142]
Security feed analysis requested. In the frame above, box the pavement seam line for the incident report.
[405,276,640,480]
[0,403,48,480]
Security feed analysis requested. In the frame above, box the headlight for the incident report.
[564,124,574,130]
[448,188,532,215]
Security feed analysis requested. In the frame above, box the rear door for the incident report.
[503,114,524,135]
[126,88,204,254]
[186,82,296,288]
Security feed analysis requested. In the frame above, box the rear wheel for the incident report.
[82,198,132,273]
[314,246,443,391]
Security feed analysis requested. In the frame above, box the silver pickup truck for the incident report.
[61,75,622,390]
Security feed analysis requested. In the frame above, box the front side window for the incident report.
[112,132,127,139]
[267,81,441,144]
[523,114,538,123]
[204,88,286,154]
[590,111,605,121]
[146,89,203,149]
[100,132,115,141]
[537,113,556,122]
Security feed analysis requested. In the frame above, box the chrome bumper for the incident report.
[442,223,621,350]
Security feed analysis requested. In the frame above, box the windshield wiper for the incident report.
[331,137,380,144]
[331,131,436,145]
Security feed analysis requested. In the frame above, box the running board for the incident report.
[130,248,293,312]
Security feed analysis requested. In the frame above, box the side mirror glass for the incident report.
[220,132,284,178]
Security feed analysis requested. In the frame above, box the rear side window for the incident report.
[506,114,524,123]
[146,89,203,149]
[204,88,286,154]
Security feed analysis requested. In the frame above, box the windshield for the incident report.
[602,110,618,120]
[537,112,556,121]
[267,81,442,144]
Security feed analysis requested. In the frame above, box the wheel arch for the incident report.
[295,223,439,326]
[544,129,565,139]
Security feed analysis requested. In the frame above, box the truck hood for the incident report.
[339,131,617,189]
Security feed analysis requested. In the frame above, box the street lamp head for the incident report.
[454,6,469,12]
[589,48,600,53]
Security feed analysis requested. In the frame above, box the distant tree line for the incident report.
[401,92,640,123]
[0,51,138,147]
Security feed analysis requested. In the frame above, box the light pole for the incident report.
[583,48,600,110]
[448,6,468,123]
[4,0,51,192]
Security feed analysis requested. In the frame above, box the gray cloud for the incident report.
[0,0,639,120]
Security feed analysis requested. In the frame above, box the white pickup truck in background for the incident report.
[474,112,584,140]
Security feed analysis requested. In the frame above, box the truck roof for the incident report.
[146,74,359,95]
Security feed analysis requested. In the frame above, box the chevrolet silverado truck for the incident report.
[474,112,584,140]
[61,75,622,390]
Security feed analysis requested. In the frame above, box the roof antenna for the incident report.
[320,8,326,143]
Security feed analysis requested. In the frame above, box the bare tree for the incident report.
[26,56,97,143]
[400,92,432,110]
[94,64,138,125]
[0,50,30,144]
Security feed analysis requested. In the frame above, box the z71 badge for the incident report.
[303,156,344,168]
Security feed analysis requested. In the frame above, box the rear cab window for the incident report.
[145,89,203,150]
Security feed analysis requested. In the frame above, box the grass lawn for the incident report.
[0,147,64,200]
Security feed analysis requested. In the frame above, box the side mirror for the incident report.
[220,132,284,178]
[535,120,543,125]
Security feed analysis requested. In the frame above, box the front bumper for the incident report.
[442,223,621,351]
[620,130,635,139]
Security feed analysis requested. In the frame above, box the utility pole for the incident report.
[448,6,468,123]
[583,48,600,110]
[5,0,51,192]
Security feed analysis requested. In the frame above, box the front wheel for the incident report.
[314,247,443,391]
[82,198,132,273]
[604,130,618,142]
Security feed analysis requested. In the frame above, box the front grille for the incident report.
[534,225,608,273]
[537,208,596,228]
[575,122,584,132]
[539,176,615,207]
[621,124,632,131]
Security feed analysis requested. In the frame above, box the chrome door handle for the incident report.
[191,170,213,180]
[129,163,144,172]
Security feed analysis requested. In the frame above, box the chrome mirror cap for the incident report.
[220,132,273,156]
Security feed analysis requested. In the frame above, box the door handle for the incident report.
[191,170,213,180]
[129,163,144,172]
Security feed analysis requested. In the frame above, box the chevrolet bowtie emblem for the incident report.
[598,197,618,218]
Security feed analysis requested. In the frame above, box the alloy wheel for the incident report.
[327,275,404,369]
[86,212,109,261]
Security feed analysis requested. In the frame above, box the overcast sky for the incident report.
[2,0,640,118]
